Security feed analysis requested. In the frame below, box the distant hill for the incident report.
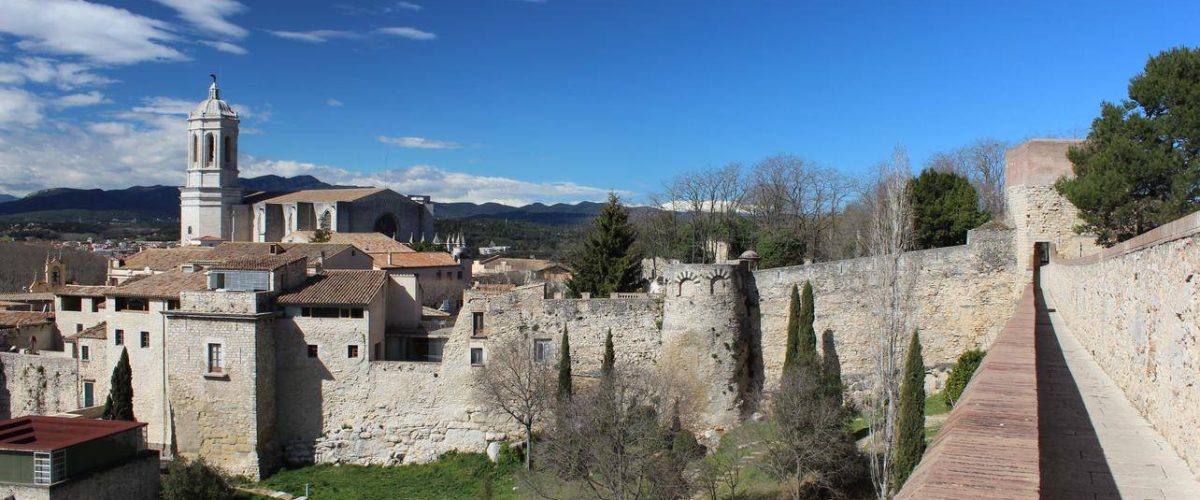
[434,201,610,224]
[0,194,15,203]
[0,175,344,219]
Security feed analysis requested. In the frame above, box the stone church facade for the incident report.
[180,78,434,246]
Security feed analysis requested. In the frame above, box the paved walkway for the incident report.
[1043,293,1200,499]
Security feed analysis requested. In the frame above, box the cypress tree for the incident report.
[601,329,615,380]
[558,326,573,400]
[820,329,843,407]
[782,285,801,371]
[102,347,135,421]
[893,329,927,491]
[797,281,818,376]
[567,193,643,297]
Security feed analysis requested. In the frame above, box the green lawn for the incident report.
[249,452,520,500]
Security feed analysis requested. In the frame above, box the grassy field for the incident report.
[248,452,520,500]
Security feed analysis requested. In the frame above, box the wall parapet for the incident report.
[897,284,1041,499]
[1051,209,1200,266]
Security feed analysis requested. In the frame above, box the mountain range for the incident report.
[0,175,621,224]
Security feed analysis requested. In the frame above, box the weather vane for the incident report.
[210,73,217,85]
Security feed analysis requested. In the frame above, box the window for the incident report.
[470,347,485,366]
[458,270,463,280]
[401,337,446,362]
[80,345,90,361]
[114,330,124,345]
[83,381,94,407]
[207,343,223,373]
[347,345,359,358]
[374,342,381,360]
[307,345,319,358]
[114,298,149,312]
[299,307,364,318]
[192,134,198,163]
[61,296,82,311]
[140,332,149,348]
[91,298,103,313]
[166,300,180,310]
[75,324,83,333]
[205,133,214,166]
[534,339,552,363]
[223,136,231,165]
[472,312,485,337]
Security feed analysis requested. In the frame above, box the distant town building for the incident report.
[477,241,511,256]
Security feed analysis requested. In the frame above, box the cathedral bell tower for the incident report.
[180,75,243,245]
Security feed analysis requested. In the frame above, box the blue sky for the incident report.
[1,0,1198,204]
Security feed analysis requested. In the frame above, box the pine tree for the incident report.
[567,193,643,297]
[782,285,801,371]
[820,329,843,408]
[102,347,135,421]
[601,329,615,380]
[893,329,926,491]
[558,326,573,401]
[908,169,990,249]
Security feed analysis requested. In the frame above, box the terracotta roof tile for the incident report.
[371,251,458,269]
[66,321,106,341]
[57,285,114,297]
[256,187,386,204]
[205,242,357,266]
[211,254,306,271]
[277,270,387,306]
[0,311,54,328]
[120,248,213,271]
[108,270,208,300]
[322,232,413,253]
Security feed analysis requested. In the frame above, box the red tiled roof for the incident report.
[276,270,387,306]
[56,285,113,297]
[0,416,146,452]
[212,254,306,271]
[108,270,208,300]
[257,187,386,203]
[120,248,213,271]
[205,242,357,266]
[371,251,458,269]
[66,321,106,341]
[0,311,54,328]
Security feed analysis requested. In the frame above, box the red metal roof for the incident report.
[0,416,145,452]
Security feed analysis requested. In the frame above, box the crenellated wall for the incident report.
[1041,210,1200,475]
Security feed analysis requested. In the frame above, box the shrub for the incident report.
[497,441,525,468]
[944,349,985,408]
[162,457,233,500]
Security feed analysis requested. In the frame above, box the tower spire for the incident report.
[208,73,219,99]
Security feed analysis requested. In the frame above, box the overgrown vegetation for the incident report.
[944,349,986,408]
[1058,46,1200,246]
[162,457,233,500]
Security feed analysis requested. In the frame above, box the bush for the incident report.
[944,349,985,408]
[162,457,233,500]
[497,441,525,468]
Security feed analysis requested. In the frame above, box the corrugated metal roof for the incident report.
[276,270,387,306]
[0,416,146,452]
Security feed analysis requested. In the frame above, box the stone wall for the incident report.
[751,226,1020,391]
[0,451,162,500]
[1041,210,1200,474]
[0,352,78,419]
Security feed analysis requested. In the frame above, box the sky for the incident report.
[0,0,1198,205]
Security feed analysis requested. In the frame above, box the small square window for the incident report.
[347,345,359,358]
[75,324,83,333]
[140,332,150,348]
[307,345,319,358]
[472,312,485,337]
[470,347,485,366]
[81,345,90,361]
[114,330,124,345]
[533,339,552,363]
[207,343,223,373]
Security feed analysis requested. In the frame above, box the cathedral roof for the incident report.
[288,232,413,253]
[255,187,387,204]
[277,270,388,306]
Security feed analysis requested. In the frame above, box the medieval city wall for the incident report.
[752,226,1020,392]
[1041,210,1200,474]
[0,352,78,419]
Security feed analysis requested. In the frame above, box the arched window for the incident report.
[187,226,194,235]
[223,136,231,165]
[191,134,198,164]
[319,210,333,230]
[205,133,215,167]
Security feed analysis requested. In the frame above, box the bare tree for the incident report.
[477,330,556,469]
[743,155,855,262]
[861,145,916,499]
[542,367,689,500]
[926,138,1009,218]
[660,163,746,263]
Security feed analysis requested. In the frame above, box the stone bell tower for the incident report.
[180,75,242,245]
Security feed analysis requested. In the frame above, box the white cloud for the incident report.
[153,0,247,39]
[0,87,44,126]
[327,98,343,107]
[267,29,357,43]
[0,57,115,90]
[200,40,248,55]
[240,158,618,205]
[378,135,461,149]
[0,0,184,65]
[396,2,423,11]
[131,96,196,115]
[53,90,110,107]
[375,27,436,40]
[269,26,436,43]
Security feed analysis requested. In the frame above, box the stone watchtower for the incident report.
[180,75,243,245]
[1004,139,1101,279]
